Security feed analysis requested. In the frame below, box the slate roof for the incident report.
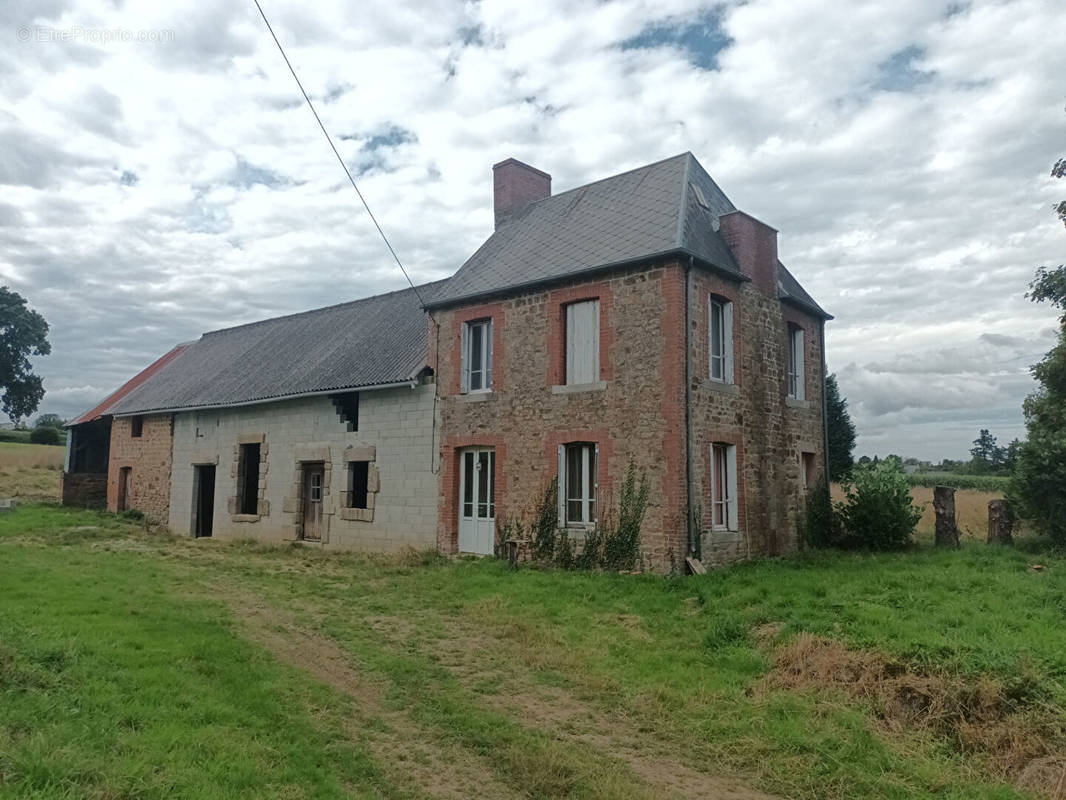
[427,153,745,308]
[779,262,831,319]
[105,280,447,416]
[77,152,828,421]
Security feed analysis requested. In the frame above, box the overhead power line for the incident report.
[251,0,426,308]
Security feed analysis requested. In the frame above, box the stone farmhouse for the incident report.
[64,153,830,571]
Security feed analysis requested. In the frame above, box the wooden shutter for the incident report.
[726,445,739,531]
[723,302,735,384]
[460,322,470,394]
[566,300,599,384]
[557,444,566,526]
[486,320,493,389]
[794,329,805,401]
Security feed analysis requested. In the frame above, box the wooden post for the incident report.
[933,485,960,548]
[987,500,1014,545]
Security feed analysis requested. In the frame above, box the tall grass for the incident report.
[0,441,65,468]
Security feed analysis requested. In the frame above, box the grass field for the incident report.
[0,442,64,502]
[1,504,1063,799]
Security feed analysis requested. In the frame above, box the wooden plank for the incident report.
[685,557,706,575]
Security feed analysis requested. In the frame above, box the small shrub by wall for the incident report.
[835,462,922,550]
[509,462,650,571]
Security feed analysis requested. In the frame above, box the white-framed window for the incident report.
[565,299,600,384]
[558,442,598,525]
[461,318,493,393]
[787,325,805,400]
[710,443,738,531]
[709,296,734,383]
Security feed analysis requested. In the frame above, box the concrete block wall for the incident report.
[168,384,438,551]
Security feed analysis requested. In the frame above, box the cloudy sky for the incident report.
[2,0,1063,459]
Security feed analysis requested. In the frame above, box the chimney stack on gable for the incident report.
[493,158,551,228]
[718,210,779,297]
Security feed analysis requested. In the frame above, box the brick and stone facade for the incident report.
[167,383,438,550]
[435,261,696,570]
[434,232,826,572]
[106,414,174,524]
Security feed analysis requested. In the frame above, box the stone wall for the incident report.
[167,384,438,551]
[434,261,690,571]
[107,414,174,524]
[61,472,107,508]
[689,271,825,566]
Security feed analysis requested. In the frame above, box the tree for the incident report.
[1009,139,1066,541]
[34,413,65,430]
[825,373,856,481]
[969,429,1005,473]
[0,287,50,423]
[1003,438,1022,472]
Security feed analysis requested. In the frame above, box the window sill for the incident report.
[340,507,374,522]
[707,527,741,539]
[551,381,607,395]
[785,397,810,409]
[231,513,260,523]
[702,379,739,396]
[458,391,492,403]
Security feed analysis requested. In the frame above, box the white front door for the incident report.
[458,448,495,555]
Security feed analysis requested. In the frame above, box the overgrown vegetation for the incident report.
[834,461,922,550]
[578,462,650,571]
[505,463,650,571]
[803,477,838,548]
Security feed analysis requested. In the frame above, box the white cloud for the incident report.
[0,0,1062,459]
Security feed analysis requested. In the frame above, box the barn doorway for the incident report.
[301,462,325,542]
[193,464,215,538]
[117,467,132,511]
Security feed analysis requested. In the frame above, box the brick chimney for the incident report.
[718,210,779,296]
[493,158,551,228]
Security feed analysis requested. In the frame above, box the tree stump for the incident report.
[988,500,1014,545]
[933,485,960,548]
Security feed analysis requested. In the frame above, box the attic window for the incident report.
[692,183,709,209]
[130,416,144,438]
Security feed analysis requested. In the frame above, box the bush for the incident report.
[835,462,922,550]
[29,426,62,445]
[530,478,559,562]
[803,478,841,548]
